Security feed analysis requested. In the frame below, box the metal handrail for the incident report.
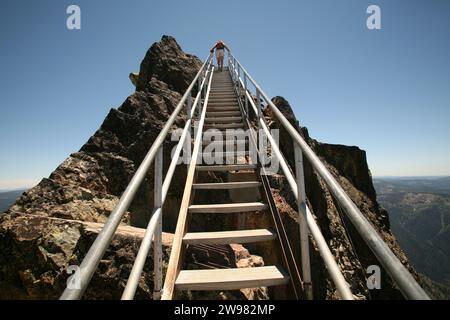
[60,53,213,300]
[161,63,216,300]
[121,58,214,300]
[228,59,353,299]
[227,50,430,300]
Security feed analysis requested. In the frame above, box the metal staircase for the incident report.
[161,67,290,299]
[59,45,430,301]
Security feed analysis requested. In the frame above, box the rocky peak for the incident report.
[136,35,202,93]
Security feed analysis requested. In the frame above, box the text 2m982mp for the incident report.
[218,304,275,315]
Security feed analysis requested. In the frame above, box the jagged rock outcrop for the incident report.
[0,212,173,299]
[0,36,421,300]
[136,35,202,93]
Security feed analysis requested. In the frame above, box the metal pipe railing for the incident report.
[294,143,314,300]
[228,50,430,300]
[60,53,213,300]
[161,63,216,300]
[121,59,214,300]
[238,78,353,300]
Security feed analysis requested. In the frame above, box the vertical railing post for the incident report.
[256,89,262,166]
[186,94,192,157]
[230,56,234,80]
[153,146,163,300]
[237,62,241,81]
[294,143,313,300]
[237,63,241,99]
[256,89,262,126]
[202,69,207,100]
[243,73,249,117]
[187,93,192,120]
[234,57,238,82]
[230,56,234,79]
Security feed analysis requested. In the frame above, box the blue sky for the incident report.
[1,0,449,189]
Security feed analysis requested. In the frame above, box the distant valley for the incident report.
[0,189,26,213]
[374,177,450,299]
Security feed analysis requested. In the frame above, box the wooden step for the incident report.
[203,123,244,129]
[196,164,256,172]
[205,116,242,123]
[175,266,289,290]
[209,96,236,99]
[211,90,235,94]
[208,102,239,107]
[192,181,261,190]
[206,107,240,112]
[183,229,276,245]
[209,93,236,96]
[188,202,267,214]
[209,93,236,98]
[202,138,247,145]
[209,94,237,100]
[200,150,251,158]
[205,111,241,117]
[209,97,236,100]
[208,98,237,103]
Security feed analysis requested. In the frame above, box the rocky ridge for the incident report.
[0,35,421,300]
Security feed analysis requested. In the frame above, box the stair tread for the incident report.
[200,150,251,156]
[175,266,289,290]
[209,99,238,103]
[196,164,256,171]
[183,228,276,245]
[208,103,239,106]
[192,181,261,189]
[206,107,240,112]
[205,116,242,123]
[204,123,244,129]
[202,139,248,145]
[205,111,241,117]
[188,202,267,213]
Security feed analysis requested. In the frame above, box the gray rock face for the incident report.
[0,212,173,299]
